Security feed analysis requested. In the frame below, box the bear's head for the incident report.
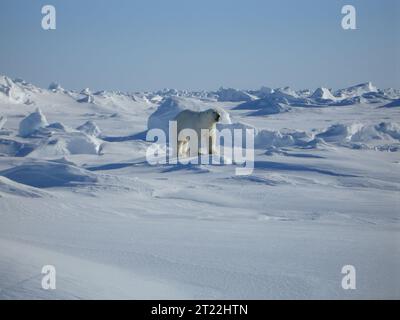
[204,108,221,123]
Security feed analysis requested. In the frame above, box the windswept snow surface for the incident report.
[0,76,399,299]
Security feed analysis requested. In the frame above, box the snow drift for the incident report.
[255,129,314,149]
[334,82,378,99]
[0,161,98,188]
[235,98,290,115]
[0,138,35,157]
[252,122,400,151]
[217,122,257,147]
[0,176,49,198]
[29,132,102,157]
[383,99,400,108]
[316,122,400,150]
[17,109,102,156]
[215,87,254,102]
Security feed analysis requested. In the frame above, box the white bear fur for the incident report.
[174,108,221,158]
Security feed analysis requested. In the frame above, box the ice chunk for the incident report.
[335,82,378,99]
[215,87,254,102]
[310,87,336,101]
[77,121,101,137]
[18,108,49,137]
[48,82,64,92]
[0,116,6,130]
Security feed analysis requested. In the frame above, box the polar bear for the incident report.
[174,108,221,158]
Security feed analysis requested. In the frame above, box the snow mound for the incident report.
[77,94,94,103]
[237,88,316,110]
[217,122,257,147]
[240,82,385,107]
[0,76,42,104]
[382,99,400,108]
[242,82,386,108]
[250,86,274,99]
[376,122,400,140]
[0,176,48,198]
[62,133,102,155]
[80,88,92,95]
[48,82,65,92]
[17,112,102,157]
[382,88,400,100]
[0,138,35,157]
[315,122,400,149]
[329,96,367,106]
[18,108,49,137]
[147,97,231,133]
[316,123,364,143]
[147,88,217,100]
[47,122,70,131]
[255,129,313,149]
[215,87,254,102]
[0,76,27,103]
[29,132,102,157]
[235,98,290,115]
[0,161,98,188]
[297,89,312,98]
[335,82,378,99]
[310,87,336,101]
[148,94,164,103]
[217,121,256,132]
[77,121,101,137]
[91,91,153,114]
[274,87,299,99]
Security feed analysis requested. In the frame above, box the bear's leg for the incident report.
[209,134,217,154]
[183,141,189,158]
[199,130,208,156]
[177,140,184,158]
[178,140,190,158]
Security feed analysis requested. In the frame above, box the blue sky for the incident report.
[0,0,398,91]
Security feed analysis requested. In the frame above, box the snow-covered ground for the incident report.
[0,75,399,299]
